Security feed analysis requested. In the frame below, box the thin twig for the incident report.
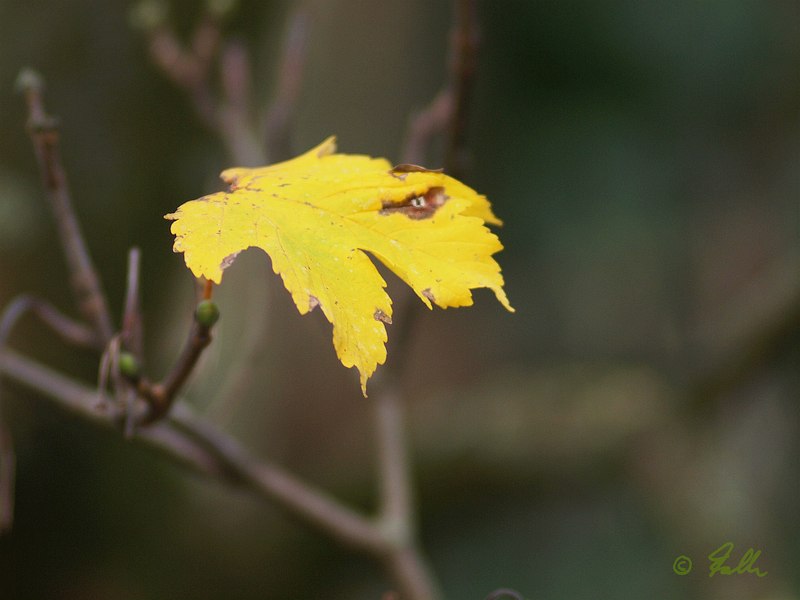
[169,404,385,551]
[0,295,97,350]
[262,4,311,162]
[121,247,144,359]
[135,3,266,166]
[119,273,216,425]
[17,70,115,346]
[384,546,443,600]
[402,90,453,166]
[218,40,266,165]
[136,313,215,424]
[191,11,224,71]
[0,293,98,533]
[443,0,479,175]
[375,382,413,535]
[401,0,479,174]
[371,340,441,600]
[141,15,219,129]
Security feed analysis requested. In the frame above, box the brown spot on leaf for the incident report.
[373,308,392,324]
[308,295,320,312]
[379,187,448,220]
[422,288,435,303]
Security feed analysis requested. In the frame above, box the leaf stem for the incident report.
[202,279,214,301]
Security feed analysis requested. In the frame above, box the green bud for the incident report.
[195,299,220,328]
[118,352,141,379]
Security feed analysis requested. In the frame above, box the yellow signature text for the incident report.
[708,542,767,578]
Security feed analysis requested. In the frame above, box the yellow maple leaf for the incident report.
[165,137,513,394]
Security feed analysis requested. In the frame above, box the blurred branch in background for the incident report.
[131,0,265,165]
[689,251,800,409]
[16,69,114,347]
[402,0,479,173]
[131,0,311,167]
[0,68,121,533]
[261,3,311,163]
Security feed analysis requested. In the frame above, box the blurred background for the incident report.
[0,0,798,598]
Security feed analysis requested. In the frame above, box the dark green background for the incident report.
[0,1,798,598]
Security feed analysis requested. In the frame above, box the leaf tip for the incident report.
[495,287,515,313]
[420,288,435,309]
[316,136,337,157]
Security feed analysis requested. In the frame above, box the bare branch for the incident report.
[0,293,96,534]
[443,0,480,174]
[136,9,219,131]
[17,69,115,345]
[262,4,311,162]
[169,405,385,552]
[0,348,385,553]
[371,354,441,600]
[401,0,479,174]
[0,295,97,350]
[402,90,453,167]
[191,11,224,69]
[383,546,443,600]
[121,247,144,359]
[375,382,413,534]
[134,2,266,165]
[218,40,267,165]
[137,314,215,423]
